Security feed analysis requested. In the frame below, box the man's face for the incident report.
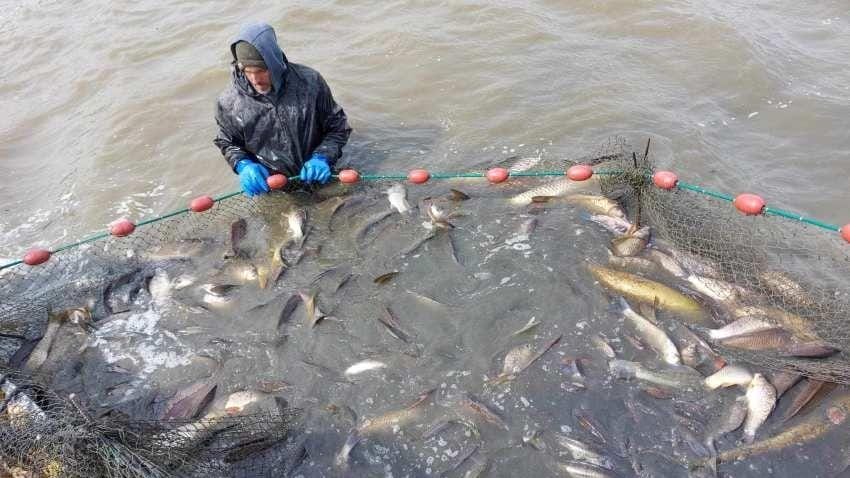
[243,66,272,94]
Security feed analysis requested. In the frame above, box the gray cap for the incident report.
[234,41,267,69]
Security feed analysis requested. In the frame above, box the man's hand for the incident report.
[299,153,331,184]
[236,159,270,197]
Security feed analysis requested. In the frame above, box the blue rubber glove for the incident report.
[299,153,331,184]
[235,159,270,197]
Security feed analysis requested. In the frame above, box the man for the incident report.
[214,22,352,196]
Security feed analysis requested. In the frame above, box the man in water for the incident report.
[214,22,352,196]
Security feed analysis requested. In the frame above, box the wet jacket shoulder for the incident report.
[213,22,351,176]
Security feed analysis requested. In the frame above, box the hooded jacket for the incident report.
[214,22,351,176]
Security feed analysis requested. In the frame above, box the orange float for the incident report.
[190,195,215,212]
[408,169,430,184]
[567,164,593,181]
[267,174,287,190]
[109,219,136,237]
[338,169,360,184]
[652,171,678,190]
[23,249,51,266]
[486,167,509,183]
[733,193,766,216]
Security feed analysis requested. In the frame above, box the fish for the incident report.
[551,433,614,469]
[426,203,455,230]
[223,390,272,415]
[344,360,387,378]
[547,460,617,478]
[611,226,651,257]
[586,214,632,235]
[334,430,363,469]
[9,339,40,369]
[400,231,437,256]
[591,334,616,358]
[357,394,432,436]
[573,409,608,445]
[448,189,470,201]
[606,252,665,278]
[144,238,213,261]
[374,271,400,284]
[588,264,711,326]
[758,270,815,309]
[704,365,753,390]
[502,155,542,172]
[686,274,745,305]
[644,249,687,279]
[511,317,541,336]
[101,268,148,314]
[565,194,626,219]
[714,391,850,462]
[778,341,838,358]
[23,311,64,372]
[768,371,802,398]
[298,289,333,328]
[654,241,722,279]
[742,373,776,443]
[286,208,308,245]
[457,394,509,431]
[223,436,282,464]
[277,293,301,329]
[378,306,413,343]
[386,183,412,213]
[619,297,680,365]
[492,335,562,384]
[782,379,826,422]
[509,176,600,206]
[707,315,776,341]
[218,259,260,285]
[355,209,395,242]
[200,284,239,308]
[717,328,794,351]
[2,384,47,428]
[705,395,748,453]
[229,218,248,258]
[608,360,704,391]
[735,306,820,342]
[161,381,217,420]
[423,418,481,441]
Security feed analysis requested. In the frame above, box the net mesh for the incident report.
[598,149,850,383]
[0,367,301,478]
[1,137,849,475]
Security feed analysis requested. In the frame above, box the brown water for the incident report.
[1,1,849,261]
[1,2,850,477]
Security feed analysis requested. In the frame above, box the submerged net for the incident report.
[598,149,850,383]
[0,367,302,478]
[1,136,849,475]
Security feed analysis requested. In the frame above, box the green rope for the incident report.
[1,167,845,272]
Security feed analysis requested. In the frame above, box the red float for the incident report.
[190,195,215,213]
[841,224,850,243]
[267,174,287,190]
[338,169,360,184]
[486,167,509,184]
[23,249,51,266]
[733,193,766,216]
[109,219,136,237]
[567,164,593,181]
[408,169,430,184]
[653,171,679,190]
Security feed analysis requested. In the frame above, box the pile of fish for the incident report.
[1,166,847,477]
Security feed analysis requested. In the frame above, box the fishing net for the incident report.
[0,366,302,478]
[598,148,850,384]
[1,134,848,476]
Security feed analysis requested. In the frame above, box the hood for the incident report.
[230,22,289,96]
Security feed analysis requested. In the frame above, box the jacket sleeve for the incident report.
[213,100,251,172]
[312,74,352,168]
